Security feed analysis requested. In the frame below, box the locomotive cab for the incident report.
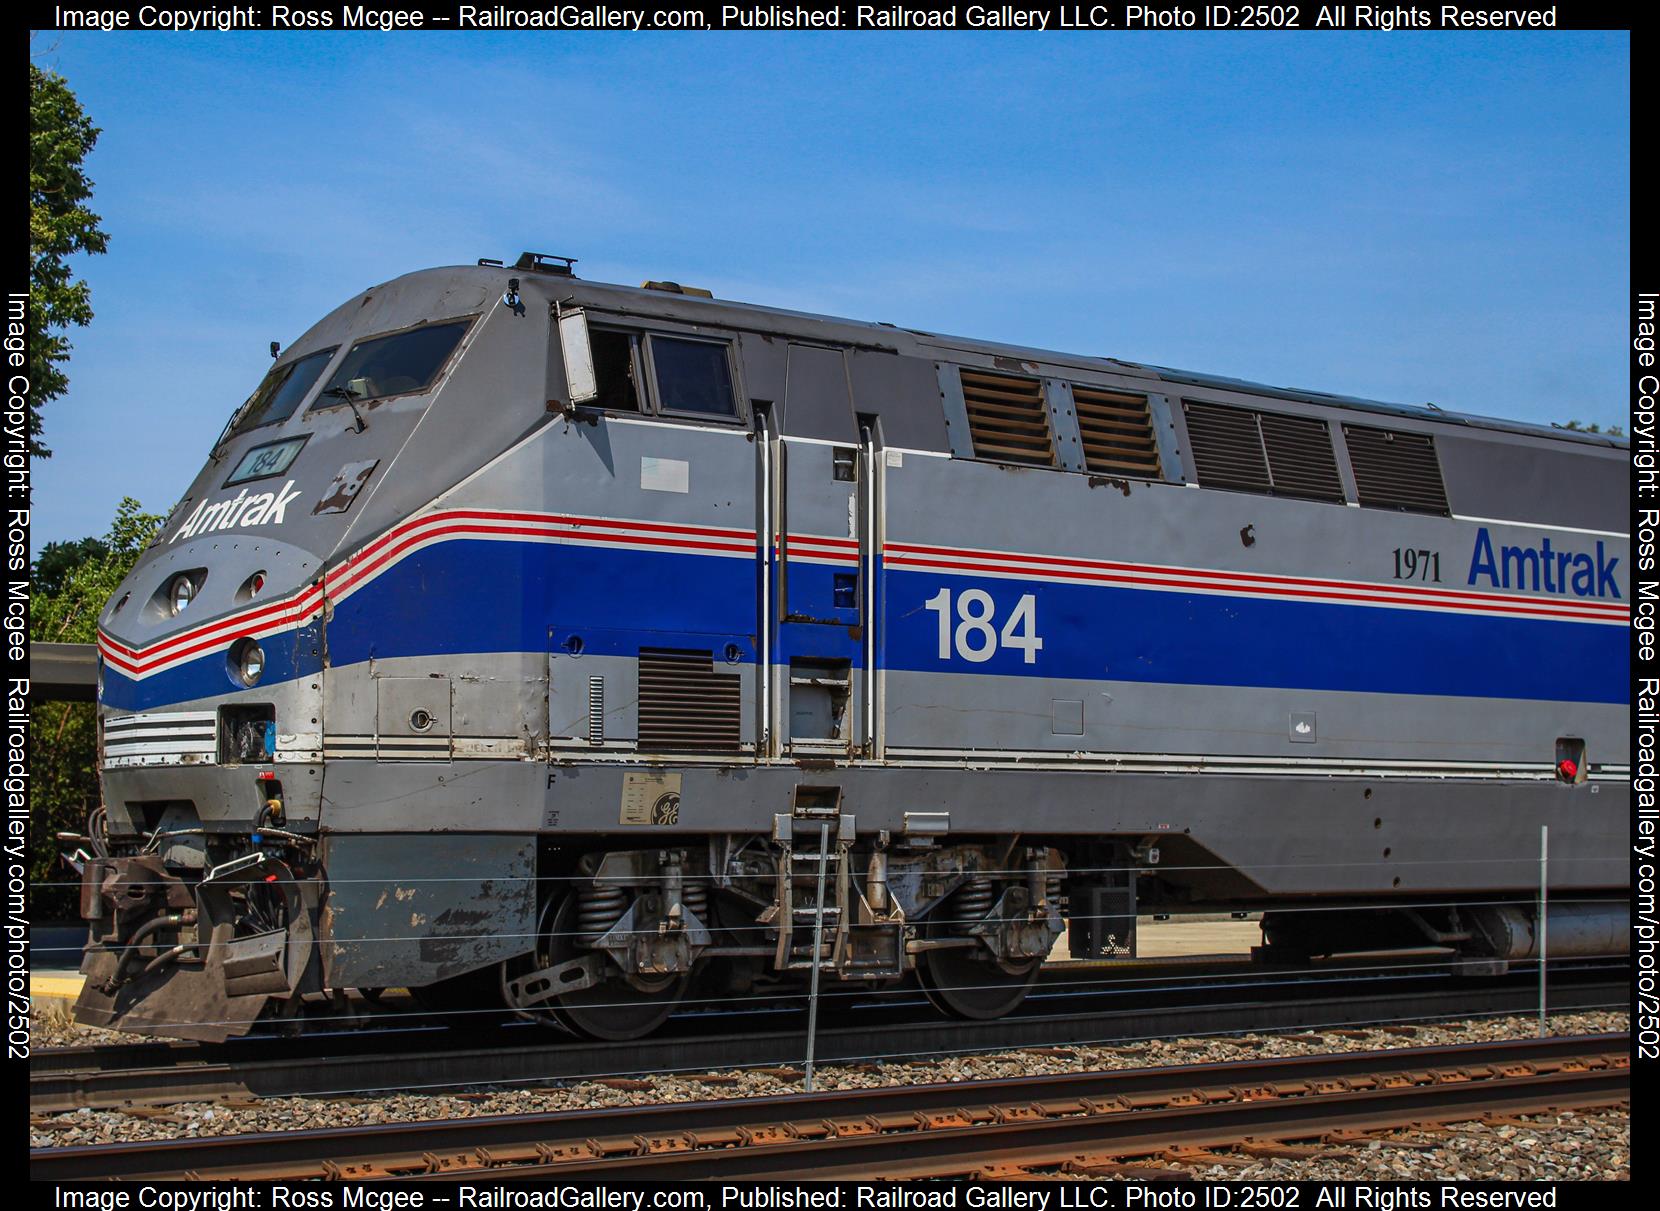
[76,268,544,1038]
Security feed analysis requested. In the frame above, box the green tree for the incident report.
[33,536,110,597]
[1561,420,1626,437]
[29,62,110,458]
[30,499,161,918]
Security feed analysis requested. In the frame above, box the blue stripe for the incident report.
[99,538,1625,712]
[880,569,1626,704]
[100,619,325,712]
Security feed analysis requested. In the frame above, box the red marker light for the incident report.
[1558,759,1578,781]
[264,873,280,883]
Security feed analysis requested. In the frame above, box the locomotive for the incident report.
[74,254,1630,1041]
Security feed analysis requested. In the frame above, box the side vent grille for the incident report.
[1343,424,1449,515]
[1184,401,1344,503]
[1257,412,1344,502]
[1183,401,1270,493]
[1072,386,1161,478]
[959,369,1054,467]
[637,648,741,751]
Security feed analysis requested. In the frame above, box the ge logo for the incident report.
[651,793,680,826]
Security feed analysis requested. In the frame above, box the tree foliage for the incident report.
[29,62,110,458]
[1561,419,1625,437]
[32,537,110,597]
[30,500,161,918]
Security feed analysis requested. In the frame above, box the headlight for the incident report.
[169,574,196,616]
[232,639,264,687]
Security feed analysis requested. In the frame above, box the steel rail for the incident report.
[31,973,1625,1113]
[512,1065,1628,1181]
[29,1034,1628,1182]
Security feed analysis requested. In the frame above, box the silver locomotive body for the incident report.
[76,259,1630,1040]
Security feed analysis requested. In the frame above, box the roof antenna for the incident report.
[270,341,281,360]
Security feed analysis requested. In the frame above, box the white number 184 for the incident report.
[923,588,1044,664]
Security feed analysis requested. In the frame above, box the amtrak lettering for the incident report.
[1467,526,1621,598]
[170,480,302,542]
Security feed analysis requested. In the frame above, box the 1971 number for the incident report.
[1392,547,1441,582]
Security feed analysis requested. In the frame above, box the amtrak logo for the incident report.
[1467,527,1621,599]
[170,481,302,543]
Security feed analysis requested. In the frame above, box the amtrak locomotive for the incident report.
[74,255,1630,1041]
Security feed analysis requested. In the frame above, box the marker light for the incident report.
[232,639,265,687]
[1557,759,1578,782]
[169,575,196,616]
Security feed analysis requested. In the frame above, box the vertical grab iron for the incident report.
[757,405,776,758]
[860,422,880,759]
[1538,824,1548,1037]
[803,820,831,1091]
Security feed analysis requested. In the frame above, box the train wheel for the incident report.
[916,945,1041,1020]
[533,894,688,1041]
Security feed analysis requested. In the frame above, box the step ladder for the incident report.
[772,794,853,972]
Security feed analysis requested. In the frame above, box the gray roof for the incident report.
[471,263,1629,451]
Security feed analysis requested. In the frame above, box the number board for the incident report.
[226,436,308,486]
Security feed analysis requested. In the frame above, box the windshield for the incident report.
[310,320,470,411]
[230,347,337,438]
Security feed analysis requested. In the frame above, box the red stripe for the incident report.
[100,644,140,675]
[328,512,754,593]
[884,541,1627,618]
[787,534,860,565]
[406,508,753,543]
[102,509,1625,678]
[99,584,324,663]
[790,535,859,550]
[884,553,1622,621]
[321,509,753,599]
[110,511,759,668]
[103,601,321,675]
[98,586,320,658]
[327,521,752,601]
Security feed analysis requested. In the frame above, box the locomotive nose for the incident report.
[87,531,332,1041]
[98,527,328,816]
[100,529,326,685]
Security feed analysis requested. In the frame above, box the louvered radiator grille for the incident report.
[1343,424,1450,515]
[1258,411,1344,502]
[637,648,742,751]
[1185,400,1345,503]
[1183,400,1271,492]
[960,369,1055,467]
[1072,386,1161,478]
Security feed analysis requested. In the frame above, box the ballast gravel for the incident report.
[28,1006,1628,1180]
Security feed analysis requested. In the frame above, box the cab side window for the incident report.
[590,329,642,412]
[650,336,737,418]
[586,328,739,421]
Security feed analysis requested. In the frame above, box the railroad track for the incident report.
[31,965,1626,1113]
[30,1033,1630,1182]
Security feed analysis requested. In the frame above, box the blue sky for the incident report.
[30,31,1629,549]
